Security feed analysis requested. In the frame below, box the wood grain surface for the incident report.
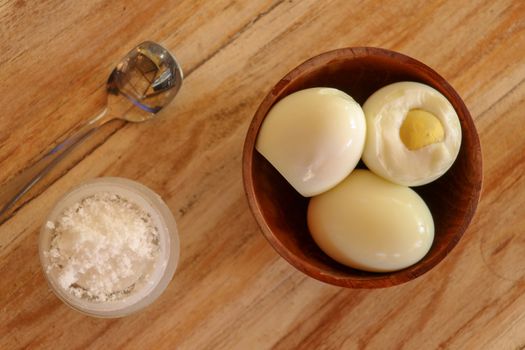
[0,0,524,349]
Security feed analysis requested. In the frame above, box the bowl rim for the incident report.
[242,47,483,288]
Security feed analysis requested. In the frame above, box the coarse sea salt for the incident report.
[44,192,160,302]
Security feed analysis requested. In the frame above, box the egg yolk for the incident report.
[399,109,445,150]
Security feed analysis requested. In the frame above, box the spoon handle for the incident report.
[0,108,111,224]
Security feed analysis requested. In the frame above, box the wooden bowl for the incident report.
[242,47,482,288]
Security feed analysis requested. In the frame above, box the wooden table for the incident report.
[1,0,524,348]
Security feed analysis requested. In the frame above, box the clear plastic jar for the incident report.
[39,177,179,318]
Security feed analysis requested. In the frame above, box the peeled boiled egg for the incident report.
[256,88,366,197]
[307,169,434,272]
[362,82,462,186]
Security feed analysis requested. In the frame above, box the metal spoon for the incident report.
[0,41,183,224]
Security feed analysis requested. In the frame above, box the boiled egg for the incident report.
[307,169,434,272]
[256,88,366,197]
[362,82,461,186]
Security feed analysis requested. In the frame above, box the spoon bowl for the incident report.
[107,41,183,122]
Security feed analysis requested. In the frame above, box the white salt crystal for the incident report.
[45,192,160,302]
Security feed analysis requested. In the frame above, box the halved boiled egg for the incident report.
[362,82,462,186]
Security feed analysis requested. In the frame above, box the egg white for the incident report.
[256,88,366,196]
